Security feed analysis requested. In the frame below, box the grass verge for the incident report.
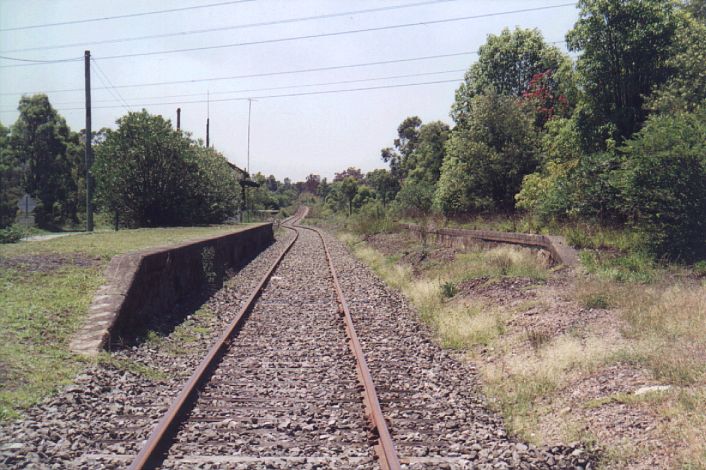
[0,224,252,420]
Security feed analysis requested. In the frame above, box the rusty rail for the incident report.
[129,206,400,469]
[128,209,304,470]
[297,214,401,470]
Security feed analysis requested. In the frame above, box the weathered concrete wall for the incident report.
[71,224,274,356]
[400,223,578,266]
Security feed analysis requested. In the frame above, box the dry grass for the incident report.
[341,235,535,353]
[621,283,706,386]
[343,229,706,467]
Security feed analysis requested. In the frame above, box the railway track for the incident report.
[1,207,591,469]
[129,207,400,469]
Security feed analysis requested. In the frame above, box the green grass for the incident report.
[0,266,102,419]
[0,224,254,260]
[579,250,657,283]
[0,224,252,420]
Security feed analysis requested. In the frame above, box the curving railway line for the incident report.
[129,207,400,469]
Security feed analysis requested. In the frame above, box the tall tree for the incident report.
[452,28,568,125]
[403,121,450,185]
[333,167,364,182]
[340,177,359,216]
[567,0,679,149]
[94,110,198,227]
[366,169,399,207]
[303,174,321,194]
[9,95,80,228]
[380,116,422,180]
[0,123,22,228]
[435,91,539,214]
[647,8,706,113]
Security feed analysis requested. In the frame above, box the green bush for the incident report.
[348,201,394,236]
[94,110,240,227]
[621,111,706,262]
[440,281,458,299]
[0,225,24,244]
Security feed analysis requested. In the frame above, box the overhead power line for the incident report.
[90,59,131,111]
[0,3,575,68]
[1,0,461,53]
[0,51,480,96]
[0,0,256,32]
[0,54,81,63]
[34,69,467,108]
[0,79,463,113]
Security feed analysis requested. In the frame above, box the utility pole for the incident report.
[84,50,94,232]
[176,108,181,130]
[206,90,210,148]
[247,98,255,174]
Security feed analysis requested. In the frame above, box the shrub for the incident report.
[348,201,394,236]
[94,110,240,227]
[440,281,457,299]
[0,225,24,244]
[621,111,706,262]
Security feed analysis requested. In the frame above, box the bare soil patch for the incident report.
[364,232,417,257]
[0,253,100,273]
[538,363,677,469]
[459,269,678,468]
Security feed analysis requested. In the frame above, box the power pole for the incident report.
[247,98,255,174]
[206,90,210,148]
[84,50,94,232]
[176,107,181,130]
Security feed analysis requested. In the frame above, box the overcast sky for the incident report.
[0,0,579,181]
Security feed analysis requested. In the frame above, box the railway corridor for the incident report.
[0,210,590,470]
[161,224,378,469]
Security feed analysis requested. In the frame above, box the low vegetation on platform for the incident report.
[341,228,706,469]
[0,225,249,420]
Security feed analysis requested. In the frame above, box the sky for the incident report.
[0,0,580,181]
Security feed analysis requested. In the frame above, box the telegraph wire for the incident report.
[0,50,480,96]
[0,79,462,114]
[0,54,81,63]
[0,0,256,32]
[1,0,462,53]
[40,68,468,108]
[90,59,131,111]
[0,3,575,68]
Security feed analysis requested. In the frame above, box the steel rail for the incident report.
[129,210,304,469]
[296,212,402,470]
[129,206,400,469]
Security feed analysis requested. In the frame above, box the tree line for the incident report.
[0,97,301,236]
[323,0,706,262]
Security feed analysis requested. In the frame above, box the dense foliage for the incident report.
[621,112,706,261]
[6,95,83,229]
[0,123,21,228]
[567,0,679,149]
[435,91,538,214]
[94,111,240,227]
[325,1,705,262]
